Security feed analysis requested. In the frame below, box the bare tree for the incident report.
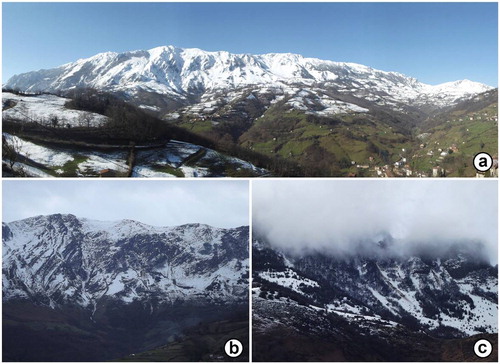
[78,113,93,128]
[2,134,28,176]
[51,115,59,128]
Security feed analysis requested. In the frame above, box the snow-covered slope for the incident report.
[3,214,249,309]
[5,46,492,113]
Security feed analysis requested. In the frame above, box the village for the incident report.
[351,109,498,178]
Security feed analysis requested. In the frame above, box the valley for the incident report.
[172,86,497,177]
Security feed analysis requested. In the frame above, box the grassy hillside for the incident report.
[411,92,498,177]
[177,101,412,176]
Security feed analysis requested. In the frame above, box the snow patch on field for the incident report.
[180,165,209,177]
[138,104,160,111]
[314,98,369,115]
[327,306,399,328]
[3,133,74,166]
[131,166,177,178]
[77,152,128,175]
[3,133,129,176]
[3,92,108,127]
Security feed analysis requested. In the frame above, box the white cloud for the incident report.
[253,179,498,264]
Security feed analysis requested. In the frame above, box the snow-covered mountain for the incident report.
[253,238,498,360]
[3,214,249,309]
[253,237,497,338]
[5,46,492,116]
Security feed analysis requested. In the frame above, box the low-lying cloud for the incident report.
[253,180,497,264]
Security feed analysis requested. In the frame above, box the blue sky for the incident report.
[3,180,249,228]
[2,2,498,86]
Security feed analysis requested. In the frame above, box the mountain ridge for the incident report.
[4,212,243,230]
[253,237,497,338]
[5,45,492,108]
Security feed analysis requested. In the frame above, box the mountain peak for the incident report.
[8,212,79,225]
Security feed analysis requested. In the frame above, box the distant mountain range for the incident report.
[5,46,492,115]
[2,214,249,361]
[253,237,498,361]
